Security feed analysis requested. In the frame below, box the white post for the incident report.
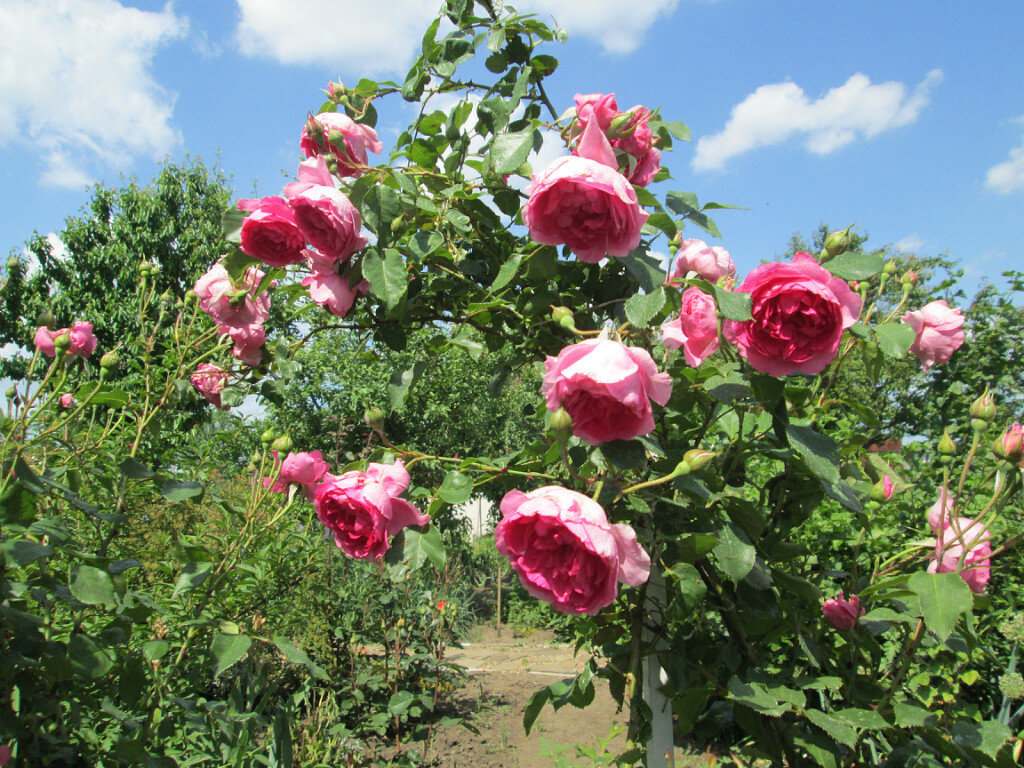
[643,569,673,768]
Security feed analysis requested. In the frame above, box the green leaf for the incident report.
[726,677,786,716]
[664,562,707,601]
[600,440,647,473]
[623,247,668,293]
[874,322,916,358]
[388,360,428,410]
[68,634,116,678]
[211,632,252,677]
[362,248,408,311]
[908,570,973,642]
[71,565,116,607]
[491,253,522,291]
[142,640,170,661]
[805,710,857,747]
[388,690,415,716]
[713,524,755,581]
[665,191,699,216]
[269,708,294,768]
[403,526,446,570]
[712,285,752,321]
[222,246,261,281]
[833,708,889,730]
[272,636,330,681]
[488,129,534,175]
[787,424,861,513]
[661,120,691,141]
[893,702,936,727]
[824,251,884,281]
[221,206,246,244]
[951,719,1011,758]
[439,470,473,504]
[687,211,722,238]
[0,539,53,567]
[77,385,130,408]
[160,480,203,503]
[624,287,666,328]
[523,687,552,735]
[119,458,153,480]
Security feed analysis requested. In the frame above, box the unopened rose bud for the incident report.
[550,407,572,438]
[6,386,18,402]
[184,289,197,305]
[53,332,71,353]
[937,429,956,463]
[261,427,277,445]
[364,406,385,432]
[883,260,897,275]
[870,475,895,503]
[99,351,120,370]
[606,111,632,138]
[160,290,175,306]
[683,448,717,472]
[823,227,853,258]
[37,310,56,329]
[271,435,293,453]
[993,423,1024,462]
[551,306,575,330]
[328,81,345,100]
[970,388,997,431]
[139,262,153,275]
[900,269,919,287]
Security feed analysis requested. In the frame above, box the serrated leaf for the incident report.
[874,322,916,358]
[488,129,534,175]
[362,248,408,311]
[402,526,446,570]
[211,633,251,677]
[600,440,647,472]
[713,524,755,581]
[712,285,752,321]
[438,471,473,504]
[388,360,428,410]
[908,570,973,642]
[221,206,246,244]
[624,287,666,328]
[142,640,170,661]
[491,253,522,291]
[69,634,116,678]
[119,458,153,480]
[825,251,884,281]
[523,687,552,735]
[388,690,415,716]
[0,539,53,567]
[71,565,116,606]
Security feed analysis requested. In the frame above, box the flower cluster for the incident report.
[34,321,97,359]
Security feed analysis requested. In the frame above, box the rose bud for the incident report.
[261,428,277,445]
[271,435,294,453]
[822,591,864,631]
[100,351,120,370]
[993,423,1024,462]
[937,429,956,463]
[900,269,920,287]
[822,226,853,258]
[550,407,573,438]
[970,388,997,431]
[870,475,895,503]
[53,332,72,353]
[364,407,385,432]
[683,448,717,472]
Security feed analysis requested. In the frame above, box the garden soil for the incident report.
[428,626,712,768]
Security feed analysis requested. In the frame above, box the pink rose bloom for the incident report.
[670,238,736,284]
[34,325,65,357]
[289,186,367,262]
[496,486,650,615]
[523,155,648,263]
[313,459,428,560]
[928,516,993,594]
[613,105,655,157]
[723,252,862,376]
[301,261,369,318]
[194,263,271,329]
[996,423,1024,460]
[219,324,265,367]
[300,112,383,178]
[68,321,97,358]
[627,145,661,187]
[821,591,863,630]
[543,338,672,445]
[574,92,620,132]
[661,287,719,366]
[190,363,228,410]
[239,196,306,268]
[59,393,76,408]
[263,450,330,501]
[901,300,965,370]
[926,487,955,533]
[283,156,336,199]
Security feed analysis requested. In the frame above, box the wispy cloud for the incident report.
[0,0,187,187]
[895,234,924,252]
[516,0,683,54]
[693,70,943,172]
[985,117,1024,194]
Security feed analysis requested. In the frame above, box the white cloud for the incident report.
[985,129,1024,194]
[693,70,943,172]
[0,0,186,186]
[895,234,924,252]
[234,0,685,74]
[515,0,682,54]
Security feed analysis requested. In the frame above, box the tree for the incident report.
[0,157,233,377]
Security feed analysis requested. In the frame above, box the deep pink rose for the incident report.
[60,393,76,408]
[194,263,271,329]
[543,338,671,445]
[926,487,955,533]
[34,326,64,357]
[723,252,862,376]
[670,238,736,284]
[901,299,965,370]
[289,186,367,262]
[68,321,97,358]
[283,157,335,199]
[239,196,306,268]
[263,450,330,501]
[495,486,650,615]
[661,287,719,366]
[821,591,863,630]
[219,324,265,367]
[928,515,993,594]
[313,459,428,560]
[300,112,383,178]
[627,145,661,187]
[190,363,228,409]
[523,155,647,263]
[574,92,619,132]
[301,259,369,318]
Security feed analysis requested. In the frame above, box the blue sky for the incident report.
[2,0,1022,298]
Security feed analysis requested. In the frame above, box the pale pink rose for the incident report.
[928,516,993,594]
[194,263,271,330]
[661,287,719,366]
[543,338,672,445]
[239,196,306,268]
[723,252,862,376]
[821,591,863,630]
[670,238,736,284]
[926,487,955,533]
[901,299,965,370]
[523,155,648,263]
[573,92,619,132]
[34,326,65,357]
[300,112,383,178]
[60,393,76,408]
[219,324,265,367]
[313,459,428,560]
[190,363,228,409]
[495,486,650,615]
[283,157,336,199]
[301,261,369,318]
[263,450,330,501]
[68,321,97,358]
[289,186,367,262]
